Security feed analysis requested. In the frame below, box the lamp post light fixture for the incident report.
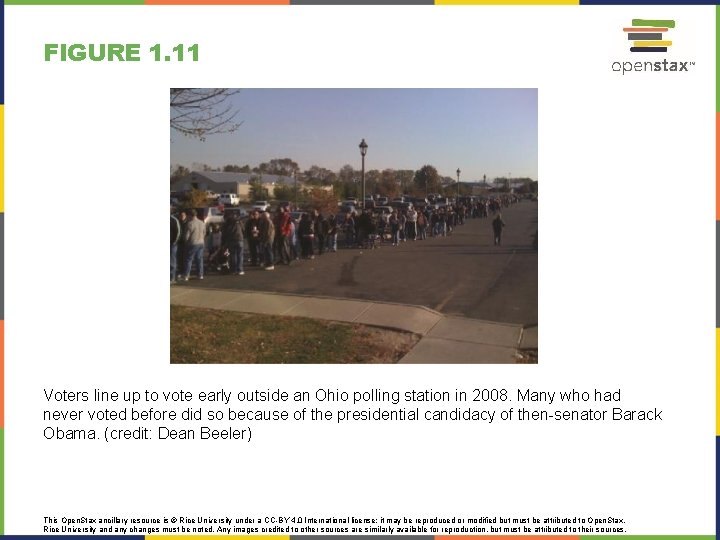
[456,168,461,201]
[359,138,368,208]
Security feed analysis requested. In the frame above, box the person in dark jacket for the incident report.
[170,211,181,284]
[298,213,315,259]
[176,211,188,276]
[492,213,506,246]
[222,211,245,275]
[314,210,328,256]
[357,210,373,248]
[273,208,292,266]
[344,212,356,248]
[259,212,275,270]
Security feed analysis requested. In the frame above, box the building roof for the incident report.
[190,171,293,186]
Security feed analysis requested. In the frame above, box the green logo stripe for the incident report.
[632,18,675,28]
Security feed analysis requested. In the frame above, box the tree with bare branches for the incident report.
[170,88,242,141]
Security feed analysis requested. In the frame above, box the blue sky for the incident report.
[171,88,538,182]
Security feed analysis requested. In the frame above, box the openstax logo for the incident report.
[612,18,695,75]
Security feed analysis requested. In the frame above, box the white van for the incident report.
[218,193,240,206]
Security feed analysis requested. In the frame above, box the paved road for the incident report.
[183,201,538,326]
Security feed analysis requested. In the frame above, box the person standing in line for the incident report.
[182,209,206,281]
[170,211,181,284]
[222,210,245,276]
[245,210,261,267]
[298,212,315,259]
[389,210,400,246]
[344,212,356,248]
[406,207,418,241]
[417,211,427,241]
[259,211,275,270]
[327,214,338,252]
[289,215,299,260]
[274,207,292,266]
[399,211,407,242]
[492,213,506,246]
[314,210,328,256]
[176,210,188,276]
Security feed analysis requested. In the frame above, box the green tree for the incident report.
[365,169,381,195]
[171,165,190,184]
[377,169,400,198]
[413,165,441,195]
[396,170,415,195]
[223,164,251,173]
[273,185,294,201]
[307,188,338,216]
[304,165,337,186]
[249,177,268,200]
[337,164,357,183]
[186,188,208,207]
[342,181,360,200]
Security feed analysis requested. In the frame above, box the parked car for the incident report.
[376,196,389,206]
[252,200,271,212]
[218,193,240,206]
[178,207,224,227]
[373,206,393,224]
[223,208,248,221]
[389,200,413,211]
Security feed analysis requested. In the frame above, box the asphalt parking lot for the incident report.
[182,201,538,326]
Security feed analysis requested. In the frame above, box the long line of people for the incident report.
[170,194,521,283]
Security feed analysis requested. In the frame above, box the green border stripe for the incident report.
[4,0,143,4]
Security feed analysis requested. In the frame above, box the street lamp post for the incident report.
[359,138,368,208]
[456,168,461,202]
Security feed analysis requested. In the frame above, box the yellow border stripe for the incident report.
[436,0,578,4]
[633,40,672,47]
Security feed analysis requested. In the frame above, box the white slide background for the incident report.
[3,4,715,534]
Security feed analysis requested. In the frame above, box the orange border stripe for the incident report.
[623,27,668,32]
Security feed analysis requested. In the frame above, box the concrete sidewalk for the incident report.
[171,287,531,364]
